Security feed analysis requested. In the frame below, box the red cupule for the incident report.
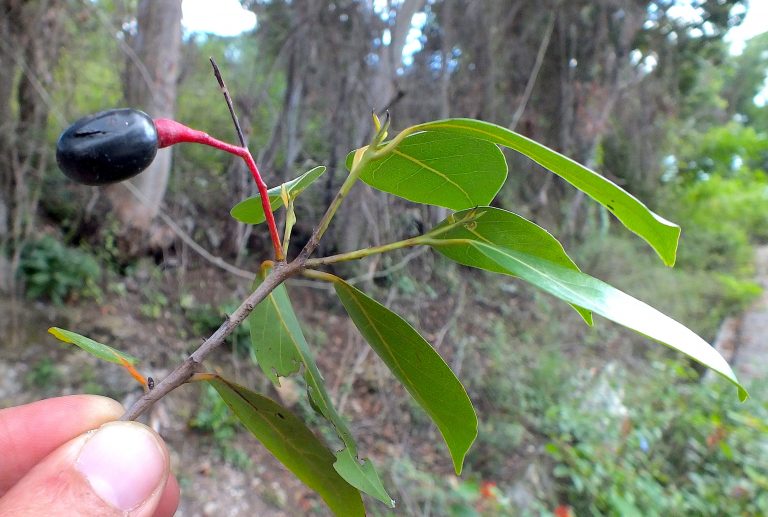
[153,118,284,260]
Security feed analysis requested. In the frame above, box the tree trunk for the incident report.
[106,0,182,254]
[0,0,67,293]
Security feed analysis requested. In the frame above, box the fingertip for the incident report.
[0,395,125,494]
[76,422,169,513]
[153,475,180,517]
[0,421,171,517]
[73,394,126,419]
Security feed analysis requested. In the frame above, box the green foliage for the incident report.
[573,233,758,342]
[333,276,478,474]
[544,361,768,516]
[51,4,124,121]
[381,458,519,517]
[139,291,169,320]
[51,106,748,515]
[206,377,366,516]
[170,34,287,196]
[48,327,139,366]
[722,32,768,126]
[354,131,508,210]
[189,384,251,469]
[663,118,768,308]
[230,166,326,224]
[33,4,764,514]
[18,236,101,304]
[675,123,768,181]
[413,118,681,266]
[248,272,393,506]
[672,173,768,260]
[426,206,591,323]
[422,210,744,399]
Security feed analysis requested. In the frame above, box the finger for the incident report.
[153,474,181,517]
[0,395,124,494]
[0,421,172,517]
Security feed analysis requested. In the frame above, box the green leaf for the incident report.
[207,377,365,517]
[333,448,396,507]
[230,166,326,224]
[350,131,507,210]
[413,119,681,266]
[248,282,302,384]
[48,327,139,365]
[425,240,747,401]
[333,278,478,473]
[427,207,592,324]
[248,274,394,507]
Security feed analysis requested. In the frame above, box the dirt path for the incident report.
[714,245,768,389]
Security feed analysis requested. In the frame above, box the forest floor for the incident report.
[0,259,474,516]
[3,245,766,516]
[0,274,293,516]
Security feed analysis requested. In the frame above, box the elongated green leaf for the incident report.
[428,207,592,324]
[248,275,393,507]
[413,119,680,266]
[207,377,365,517]
[248,283,302,384]
[333,278,478,473]
[351,131,507,210]
[426,239,747,401]
[231,166,326,224]
[48,327,138,365]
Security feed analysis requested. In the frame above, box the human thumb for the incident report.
[0,421,170,517]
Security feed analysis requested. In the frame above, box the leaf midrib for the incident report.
[337,284,461,446]
[267,289,360,453]
[390,149,474,205]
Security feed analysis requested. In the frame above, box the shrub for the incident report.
[18,236,101,304]
[545,360,768,516]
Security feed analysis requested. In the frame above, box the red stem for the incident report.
[154,118,284,260]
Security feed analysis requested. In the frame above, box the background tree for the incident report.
[105,0,182,255]
[0,0,70,293]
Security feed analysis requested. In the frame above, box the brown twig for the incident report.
[121,261,298,420]
[120,174,354,419]
[206,58,283,259]
[120,74,380,421]
[210,57,247,147]
[120,168,360,420]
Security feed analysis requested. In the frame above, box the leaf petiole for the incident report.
[304,235,424,267]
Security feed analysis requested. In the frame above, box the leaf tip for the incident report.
[658,219,681,267]
[451,416,479,475]
[48,327,63,338]
[578,309,594,327]
[738,386,749,402]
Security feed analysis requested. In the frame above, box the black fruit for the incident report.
[56,108,158,186]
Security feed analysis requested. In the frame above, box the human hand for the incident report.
[0,395,179,516]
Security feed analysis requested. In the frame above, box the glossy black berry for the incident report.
[56,108,158,186]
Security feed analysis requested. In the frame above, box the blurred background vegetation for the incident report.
[1,0,768,515]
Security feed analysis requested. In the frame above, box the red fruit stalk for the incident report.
[154,118,284,260]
